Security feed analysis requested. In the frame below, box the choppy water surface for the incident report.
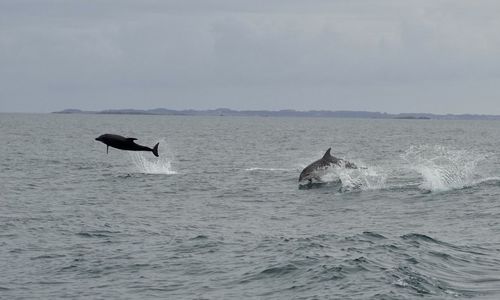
[1,114,500,299]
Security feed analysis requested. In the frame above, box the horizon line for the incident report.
[42,108,500,120]
[1,107,500,117]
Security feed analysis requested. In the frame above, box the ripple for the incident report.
[362,231,387,239]
[76,230,119,238]
[30,254,66,260]
[400,233,442,244]
[259,264,299,276]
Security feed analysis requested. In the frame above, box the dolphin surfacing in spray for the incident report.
[95,134,159,157]
[299,148,356,184]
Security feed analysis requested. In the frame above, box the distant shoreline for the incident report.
[52,108,500,120]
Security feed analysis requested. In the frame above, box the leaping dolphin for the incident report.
[95,133,159,157]
[299,148,356,183]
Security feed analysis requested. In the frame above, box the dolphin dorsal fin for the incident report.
[322,148,332,158]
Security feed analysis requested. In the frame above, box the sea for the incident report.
[1,113,500,299]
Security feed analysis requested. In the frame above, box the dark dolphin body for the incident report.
[95,134,159,157]
[299,148,356,183]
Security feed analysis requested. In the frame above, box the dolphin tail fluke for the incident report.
[152,143,159,157]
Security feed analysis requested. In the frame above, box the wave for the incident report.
[127,139,177,175]
[241,232,500,298]
[402,145,487,192]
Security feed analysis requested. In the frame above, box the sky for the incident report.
[1,0,500,114]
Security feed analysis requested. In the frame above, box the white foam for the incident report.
[338,166,387,192]
[313,164,387,192]
[128,139,177,175]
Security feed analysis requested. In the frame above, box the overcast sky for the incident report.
[1,0,500,114]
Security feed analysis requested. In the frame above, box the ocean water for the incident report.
[1,113,500,299]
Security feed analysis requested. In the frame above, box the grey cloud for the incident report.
[1,0,500,113]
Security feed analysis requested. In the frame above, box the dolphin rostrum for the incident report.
[95,133,159,157]
[299,148,356,183]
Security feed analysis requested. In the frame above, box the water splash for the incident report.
[316,164,387,192]
[127,139,177,175]
[338,167,388,192]
[402,145,485,192]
